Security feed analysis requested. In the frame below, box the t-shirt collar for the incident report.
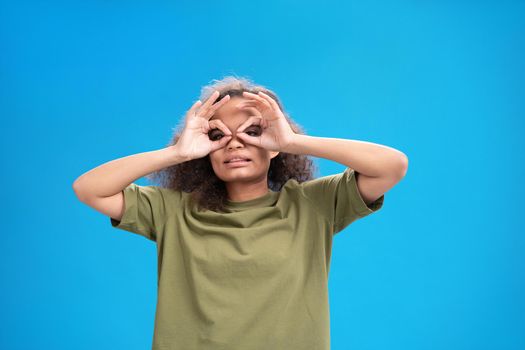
[225,189,279,210]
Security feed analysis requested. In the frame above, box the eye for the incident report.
[208,128,224,141]
[246,125,262,136]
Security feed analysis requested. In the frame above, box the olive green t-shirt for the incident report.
[110,167,384,350]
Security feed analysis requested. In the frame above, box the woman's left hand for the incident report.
[234,91,296,152]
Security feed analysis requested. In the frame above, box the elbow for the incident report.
[72,178,87,203]
[388,152,408,179]
[397,153,409,178]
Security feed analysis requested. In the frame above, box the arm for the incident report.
[72,145,187,220]
[283,135,408,205]
[72,91,235,221]
[229,91,408,206]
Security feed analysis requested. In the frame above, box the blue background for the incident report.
[2,0,524,349]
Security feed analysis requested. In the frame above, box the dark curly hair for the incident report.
[146,75,319,213]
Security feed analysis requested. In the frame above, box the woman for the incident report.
[73,76,408,350]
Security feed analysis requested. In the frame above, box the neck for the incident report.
[226,178,270,202]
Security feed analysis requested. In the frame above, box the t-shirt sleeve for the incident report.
[109,183,167,241]
[300,167,385,234]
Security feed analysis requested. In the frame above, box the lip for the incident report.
[224,159,252,167]
[224,155,251,163]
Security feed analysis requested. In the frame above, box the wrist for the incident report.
[282,133,304,154]
[162,145,190,166]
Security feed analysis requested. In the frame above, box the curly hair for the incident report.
[146,75,319,213]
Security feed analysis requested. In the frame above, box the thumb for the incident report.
[236,132,257,145]
[211,135,232,151]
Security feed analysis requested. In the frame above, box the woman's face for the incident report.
[208,96,279,184]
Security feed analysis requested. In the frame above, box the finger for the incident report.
[242,92,272,110]
[236,103,258,112]
[236,99,258,107]
[197,90,220,116]
[208,119,232,136]
[210,134,232,152]
[237,102,275,122]
[203,90,220,108]
[236,131,261,147]
[235,116,264,133]
[186,100,203,120]
[198,95,230,120]
[236,100,269,116]
[257,91,280,111]
[212,94,231,110]
[242,91,262,100]
[202,94,231,120]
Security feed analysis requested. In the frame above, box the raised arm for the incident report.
[233,90,409,205]
[283,135,408,205]
[73,90,235,221]
[72,146,187,221]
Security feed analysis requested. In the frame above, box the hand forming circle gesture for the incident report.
[234,91,296,152]
[175,90,233,161]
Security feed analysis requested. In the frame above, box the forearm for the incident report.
[283,134,408,178]
[72,145,186,201]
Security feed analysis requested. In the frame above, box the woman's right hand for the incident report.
[174,90,233,161]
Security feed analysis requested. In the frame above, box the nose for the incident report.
[226,132,245,149]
